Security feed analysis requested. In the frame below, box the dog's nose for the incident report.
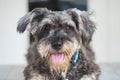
[52,41,62,51]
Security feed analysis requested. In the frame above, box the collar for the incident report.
[73,50,80,63]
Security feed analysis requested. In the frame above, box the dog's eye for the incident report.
[65,25,74,31]
[38,24,51,38]
[44,24,51,30]
[66,26,70,30]
[43,24,52,33]
[64,25,75,36]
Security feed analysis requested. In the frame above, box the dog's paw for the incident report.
[80,74,96,80]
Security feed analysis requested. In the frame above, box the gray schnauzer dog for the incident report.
[17,8,100,80]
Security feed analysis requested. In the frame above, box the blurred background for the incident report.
[0,0,120,80]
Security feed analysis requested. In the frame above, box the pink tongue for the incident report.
[51,53,64,63]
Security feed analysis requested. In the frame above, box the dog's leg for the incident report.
[26,73,49,80]
[28,75,44,80]
[25,72,44,80]
[28,74,48,80]
[80,72,100,80]
[24,65,49,80]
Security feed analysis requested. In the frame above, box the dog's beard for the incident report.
[37,40,76,73]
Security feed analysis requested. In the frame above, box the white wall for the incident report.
[88,0,120,63]
[0,0,28,65]
[0,0,120,65]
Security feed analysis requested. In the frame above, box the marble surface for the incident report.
[0,63,120,80]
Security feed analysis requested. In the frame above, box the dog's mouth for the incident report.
[50,52,64,63]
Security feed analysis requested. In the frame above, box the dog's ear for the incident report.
[66,8,96,45]
[17,8,48,33]
[80,11,96,45]
[17,12,32,33]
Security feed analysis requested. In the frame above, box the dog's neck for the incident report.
[51,50,81,79]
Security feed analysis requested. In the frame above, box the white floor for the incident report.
[0,63,120,80]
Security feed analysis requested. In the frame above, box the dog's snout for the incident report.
[52,41,62,51]
[50,28,65,51]
[51,35,64,51]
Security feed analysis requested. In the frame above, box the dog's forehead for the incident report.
[39,11,76,27]
[47,11,70,19]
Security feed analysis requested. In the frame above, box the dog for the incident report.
[17,8,100,80]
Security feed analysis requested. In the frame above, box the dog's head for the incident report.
[17,8,95,72]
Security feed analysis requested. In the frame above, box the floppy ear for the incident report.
[80,11,96,45]
[66,8,95,45]
[17,8,48,33]
[17,12,32,33]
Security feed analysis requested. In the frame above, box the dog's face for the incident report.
[17,8,95,72]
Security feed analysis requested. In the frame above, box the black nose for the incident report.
[52,41,62,51]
